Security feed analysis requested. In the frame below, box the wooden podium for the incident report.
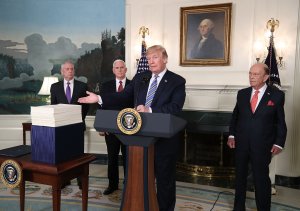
[94,110,186,211]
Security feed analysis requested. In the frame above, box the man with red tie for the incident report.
[227,63,287,211]
[99,59,131,195]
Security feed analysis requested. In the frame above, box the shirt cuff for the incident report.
[274,144,283,149]
[98,95,103,105]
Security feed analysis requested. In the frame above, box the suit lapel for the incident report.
[138,72,152,104]
[245,87,252,113]
[60,81,69,104]
[255,86,272,114]
[71,81,77,103]
[125,78,130,88]
[151,70,169,105]
[109,80,116,93]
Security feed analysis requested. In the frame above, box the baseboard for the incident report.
[276,175,300,189]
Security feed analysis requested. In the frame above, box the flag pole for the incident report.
[139,26,149,40]
[136,26,150,74]
[135,26,149,67]
[265,18,281,88]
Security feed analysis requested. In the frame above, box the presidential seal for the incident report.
[117,108,142,135]
[0,159,22,188]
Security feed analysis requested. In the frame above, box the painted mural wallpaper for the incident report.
[0,0,125,114]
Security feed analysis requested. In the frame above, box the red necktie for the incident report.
[251,90,259,113]
[118,81,123,92]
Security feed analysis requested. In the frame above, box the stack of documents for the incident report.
[31,104,82,127]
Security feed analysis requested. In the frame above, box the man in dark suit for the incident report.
[227,63,287,211]
[50,60,89,189]
[78,45,186,211]
[100,59,131,195]
[189,18,224,59]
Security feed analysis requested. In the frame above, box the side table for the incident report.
[22,122,32,145]
[0,153,96,211]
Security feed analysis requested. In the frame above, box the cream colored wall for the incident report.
[126,0,297,87]
[0,0,299,177]
[125,0,300,177]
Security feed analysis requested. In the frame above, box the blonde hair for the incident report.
[146,45,168,59]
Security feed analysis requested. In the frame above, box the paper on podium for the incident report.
[31,104,82,127]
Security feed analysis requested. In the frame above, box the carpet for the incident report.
[0,176,299,211]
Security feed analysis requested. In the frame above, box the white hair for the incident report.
[113,59,126,67]
[200,18,215,30]
[61,60,74,70]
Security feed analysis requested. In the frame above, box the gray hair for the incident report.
[113,59,126,67]
[61,60,74,70]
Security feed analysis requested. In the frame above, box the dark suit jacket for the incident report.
[50,79,89,129]
[190,33,224,59]
[101,70,186,115]
[100,78,131,110]
[101,70,185,211]
[229,86,287,151]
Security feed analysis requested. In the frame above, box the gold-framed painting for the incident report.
[180,3,232,66]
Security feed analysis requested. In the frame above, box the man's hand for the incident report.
[136,105,150,113]
[78,91,99,104]
[99,132,109,136]
[227,137,235,149]
[271,145,282,155]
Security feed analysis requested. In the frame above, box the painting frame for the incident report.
[180,3,232,66]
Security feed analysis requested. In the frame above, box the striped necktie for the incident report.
[145,75,159,107]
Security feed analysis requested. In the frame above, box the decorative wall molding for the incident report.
[184,84,242,112]
[186,84,244,92]
[184,84,290,112]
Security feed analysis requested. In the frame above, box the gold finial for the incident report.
[139,26,149,39]
[266,18,279,33]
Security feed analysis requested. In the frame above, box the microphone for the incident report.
[134,75,151,108]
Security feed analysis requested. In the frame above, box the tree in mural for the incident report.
[75,27,125,115]
[76,27,125,92]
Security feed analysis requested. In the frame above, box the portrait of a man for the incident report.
[189,18,224,59]
[180,3,232,66]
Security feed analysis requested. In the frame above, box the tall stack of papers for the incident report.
[31,104,82,127]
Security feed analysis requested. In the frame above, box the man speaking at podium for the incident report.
[78,45,186,211]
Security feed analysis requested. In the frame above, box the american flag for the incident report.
[136,41,150,74]
[265,38,281,88]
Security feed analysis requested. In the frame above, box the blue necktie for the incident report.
[145,75,158,107]
[66,82,71,103]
